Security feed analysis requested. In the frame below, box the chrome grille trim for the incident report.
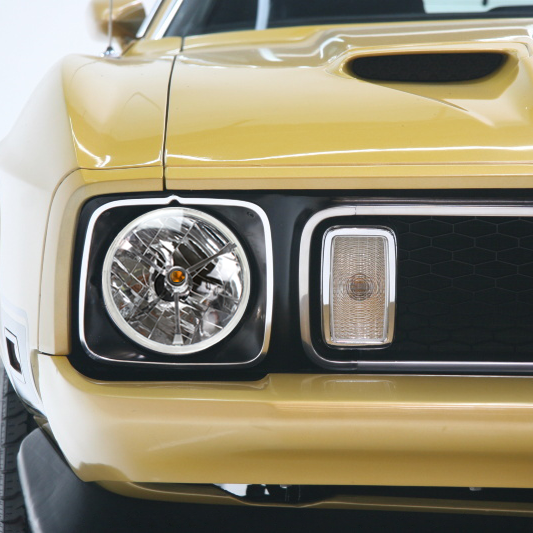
[299,202,533,372]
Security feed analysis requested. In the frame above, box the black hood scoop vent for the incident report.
[350,52,507,83]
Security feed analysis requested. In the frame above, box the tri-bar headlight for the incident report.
[322,227,396,347]
[102,207,250,355]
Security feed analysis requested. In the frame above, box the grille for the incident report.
[361,215,533,362]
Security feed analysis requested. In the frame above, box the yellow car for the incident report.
[3,0,533,530]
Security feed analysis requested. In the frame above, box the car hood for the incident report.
[163,19,533,185]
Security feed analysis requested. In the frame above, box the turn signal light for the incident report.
[322,227,396,347]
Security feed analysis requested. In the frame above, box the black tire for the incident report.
[0,368,33,533]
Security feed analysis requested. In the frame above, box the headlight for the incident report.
[102,207,250,355]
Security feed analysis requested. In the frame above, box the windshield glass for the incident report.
[165,0,533,37]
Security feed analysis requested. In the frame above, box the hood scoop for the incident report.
[350,52,507,83]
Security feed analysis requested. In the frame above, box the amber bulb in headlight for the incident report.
[102,207,250,355]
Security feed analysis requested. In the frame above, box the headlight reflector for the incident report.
[102,207,250,355]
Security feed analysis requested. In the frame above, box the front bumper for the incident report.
[38,354,533,488]
[19,429,533,527]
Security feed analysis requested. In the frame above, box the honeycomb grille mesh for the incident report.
[359,216,533,362]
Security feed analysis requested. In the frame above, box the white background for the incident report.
[0,0,156,142]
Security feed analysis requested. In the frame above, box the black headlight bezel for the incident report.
[76,194,272,369]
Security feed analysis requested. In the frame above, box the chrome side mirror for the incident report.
[89,0,147,48]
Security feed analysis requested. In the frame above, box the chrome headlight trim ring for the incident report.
[101,207,251,356]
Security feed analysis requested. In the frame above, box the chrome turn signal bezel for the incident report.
[321,226,397,348]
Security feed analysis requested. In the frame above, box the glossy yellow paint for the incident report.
[0,61,77,408]
[61,53,172,170]
[0,50,171,408]
[0,52,171,363]
[166,164,533,190]
[180,19,533,52]
[38,168,163,356]
[164,20,533,189]
[89,0,146,43]
[39,354,533,488]
[125,37,183,57]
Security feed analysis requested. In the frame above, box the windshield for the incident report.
[165,0,533,37]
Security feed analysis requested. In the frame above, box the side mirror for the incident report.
[90,0,147,47]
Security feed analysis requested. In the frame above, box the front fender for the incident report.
[0,51,171,410]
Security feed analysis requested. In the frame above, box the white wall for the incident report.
[0,0,156,141]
